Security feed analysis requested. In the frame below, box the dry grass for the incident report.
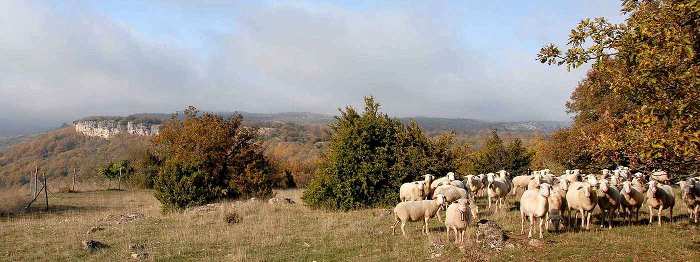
[0,187,28,216]
[1,189,699,261]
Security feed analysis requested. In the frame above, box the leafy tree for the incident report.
[97,160,132,189]
[303,97,456,210]
[152,106,273,210]
[538,0,699,178]
[464,130,533,176]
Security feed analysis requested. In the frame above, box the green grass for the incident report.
[1,189,698,261]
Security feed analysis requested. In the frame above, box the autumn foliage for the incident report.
[537,0,699,178]
[152,106,273,209]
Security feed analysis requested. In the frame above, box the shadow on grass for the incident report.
[0,204,105,221]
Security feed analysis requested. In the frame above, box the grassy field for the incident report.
[1,189,699,261]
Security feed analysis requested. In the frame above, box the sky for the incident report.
[0,0,624,135]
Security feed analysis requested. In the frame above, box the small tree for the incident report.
[152,106,273,210]
[464,130,533,176]
[98,160,131,190]
[303,97,457,210]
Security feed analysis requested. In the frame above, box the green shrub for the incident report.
[302,97,457,210]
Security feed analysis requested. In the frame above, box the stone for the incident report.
[268,197,296,205]
[475,219,508,251]
[528,239,544,248]
[82,240,108,252]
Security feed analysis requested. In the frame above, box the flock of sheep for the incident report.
[391,167,700,243]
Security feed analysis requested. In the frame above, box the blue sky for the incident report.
[0,0,624,135]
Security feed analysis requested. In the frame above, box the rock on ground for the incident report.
[82,240,108,252]
[475,219,508,251]
[268,197,296,205]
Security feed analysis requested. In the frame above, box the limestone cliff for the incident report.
[74,120,160,139]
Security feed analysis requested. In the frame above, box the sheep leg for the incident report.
[657,206,663,225]
[586,211,592,230]
[424,217,431,235]
[401,222,407,238]
[608,210,614,229]
[488,195,492,209]
[669,207,673,223]
[391,219,400,235]
[538,217,544,239]
[446,225,450,242]
[528,214,534,238]
[520,211,525,235]
[648,206,653,224]
[694,206,699,223]
[454,228,460,244]
[545,212,550,231]
[600,210,606,228]
[579,210,585,230]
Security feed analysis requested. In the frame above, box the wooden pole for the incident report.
[72,167,77,192]
[33,165,38,197]
[44,173,49,211]
[118,166,122,190]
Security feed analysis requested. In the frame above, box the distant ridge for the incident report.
[75,111,569,134]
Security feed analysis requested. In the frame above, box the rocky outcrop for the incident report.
[74,120,160,139]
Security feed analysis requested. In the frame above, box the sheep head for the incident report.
[447,172,456,181]
[648,180,658,195]
[599,179,609,193]
[622,181,632,194]
[539,183,551,198]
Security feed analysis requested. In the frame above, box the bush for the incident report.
[152,106,273,210]
[302,97,457,210]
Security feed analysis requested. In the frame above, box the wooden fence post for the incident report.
[72,167,77,192]
[44,173,48,211]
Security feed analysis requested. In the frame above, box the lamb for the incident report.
[678,179,700,223]
[620,180,645,225]
[400,181,425,202]
[464,175,484,196]
[486,172,511,210]
[520,183,551,238]
[445,198,472,244]
[646,180,675,225]
[566,181,598,230]
[392,194,447,237]
[597,180,622,229]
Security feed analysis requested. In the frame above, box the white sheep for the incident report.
[399,181,425,202]
[646,180,675,225]
[432,184,468,203]
[445,198,472,244]
[486,172,511,210]
[547,179,569,231]
[520,183,551,238]
[422,174,435,199]
[511,175,535,195]
[678,179,699,223]
[650,170,672,184]
[597,179,621,229]
[431,172,456,191]
[392,194,447,237]
[620,180,645,225]
[566,181,598,230]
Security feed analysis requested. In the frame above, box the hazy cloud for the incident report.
[0,0,620,135]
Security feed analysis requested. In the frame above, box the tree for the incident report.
[302,97,457,210]
[537,0,699,178]
[98,160,132,190]
[466,130,533,176]
[152,106,273,210]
